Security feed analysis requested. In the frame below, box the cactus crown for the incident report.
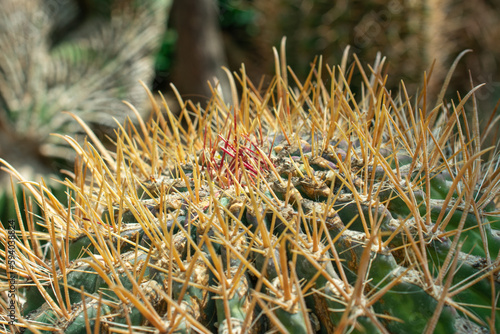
[1,42,499,333]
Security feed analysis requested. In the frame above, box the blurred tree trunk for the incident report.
[170,0,230,107]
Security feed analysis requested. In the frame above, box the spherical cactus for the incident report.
[1,44,499,333]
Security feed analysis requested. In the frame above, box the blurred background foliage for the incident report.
[0,0,170,224]
[1,0,500,222]
[160,0,500,110]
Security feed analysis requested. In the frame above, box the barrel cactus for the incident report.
[1,44,499,333]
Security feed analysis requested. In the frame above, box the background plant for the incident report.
[0,0,171,222]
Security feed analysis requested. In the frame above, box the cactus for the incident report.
[1,43,500,333]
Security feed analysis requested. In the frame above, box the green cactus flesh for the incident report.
[1,49,499,333]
